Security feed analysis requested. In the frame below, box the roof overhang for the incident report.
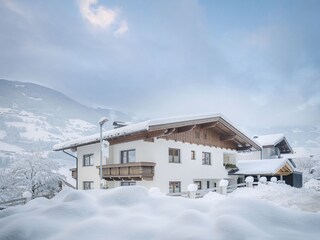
[274,138,294,154]
[53,114,262,152]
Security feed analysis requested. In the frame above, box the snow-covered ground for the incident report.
[1,184,319,240]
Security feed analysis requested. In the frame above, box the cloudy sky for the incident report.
[1,0,319,130]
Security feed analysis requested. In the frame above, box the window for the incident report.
[169,148,180,163]
[83,154,94,166]
[191,150,196,160]
[207,181,210,189]
[83,181,94,190]
[121,149,136,163]
[169,181,181,193]
[202,152,211,165]
[194,181,202,190]
[121,181,136,186]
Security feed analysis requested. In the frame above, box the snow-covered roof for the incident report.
[53,113,261,151]
[53,120,150,151]
[253,133,293,154]
[235,158,295,176]
[253,133,285,146]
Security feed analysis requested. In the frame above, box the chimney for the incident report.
[113,121,128,129]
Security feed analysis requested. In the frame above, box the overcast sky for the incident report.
[1,0,319,130]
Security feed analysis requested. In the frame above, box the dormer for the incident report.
[253,134,293,159]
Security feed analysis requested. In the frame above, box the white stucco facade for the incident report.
[76,138,237,193]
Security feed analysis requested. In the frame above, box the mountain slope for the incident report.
[0,79,135,166]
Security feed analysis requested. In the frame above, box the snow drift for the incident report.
[0,185,320,240]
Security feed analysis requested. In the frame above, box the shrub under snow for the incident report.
[259,177,267,184]
[219,179,229,187]
[245,176,254,183]
[187,184,198,192]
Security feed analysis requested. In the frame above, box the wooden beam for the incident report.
[220,135,237,142]
[200,122,218,129]
[143,137,154,142]
[163,128,176,136]
[236,146,252,151]
[176,125,196,133]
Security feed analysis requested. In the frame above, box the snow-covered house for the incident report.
[236,133,302,187]
[53,114,261,193]
[238,133,293,160]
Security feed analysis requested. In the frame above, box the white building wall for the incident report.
[77,143,102,190]
[76,138,236,193]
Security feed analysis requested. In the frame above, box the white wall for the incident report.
[76,138,237,193]
[77,143,102,190]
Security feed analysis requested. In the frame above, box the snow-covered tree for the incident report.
[0,153,65,201]
[294,157,320,183]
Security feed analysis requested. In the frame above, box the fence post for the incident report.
[187,184,198,199]
[219,180,229,195]
[245,176,254,188]
[22,191,32,203]
[270,177,277,183]
[259,176,267,184]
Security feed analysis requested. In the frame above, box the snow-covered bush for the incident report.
[187,184,198,192]
[259,177,267,184]
[294,157,320,183]
[219,179,229,187]
[245,176,254,183]
[304,179,320,191]
[270,177,277,183]
[0,153,65,201]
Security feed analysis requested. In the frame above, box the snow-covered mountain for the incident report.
[0,79,136,168]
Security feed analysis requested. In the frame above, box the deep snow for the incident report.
[0,184,320,240]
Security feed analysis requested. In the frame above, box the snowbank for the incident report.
[230,183,320,212]
[1,185,320,240]
[304,179,320,191]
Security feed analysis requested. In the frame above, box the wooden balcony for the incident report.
[98,162,156,181]
[70,168,77,179]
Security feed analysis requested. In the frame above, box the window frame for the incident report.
[120,149,136,164]
[202,152,211,165]
[169,148,181,163]
[169,181,181,193]
[194,181,202,190]
[83,154,94,166]
[121,181,136,186]
[191,150,196,160]
[83,181,94,190]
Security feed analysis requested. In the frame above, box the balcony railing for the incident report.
[70,168,77,179]
[98,162,156,181]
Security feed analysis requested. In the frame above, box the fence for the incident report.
[0,197,28,210]
[167,182,258,198]
[0,193,55,210]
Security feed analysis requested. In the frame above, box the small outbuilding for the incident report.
[234,158,302,187]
